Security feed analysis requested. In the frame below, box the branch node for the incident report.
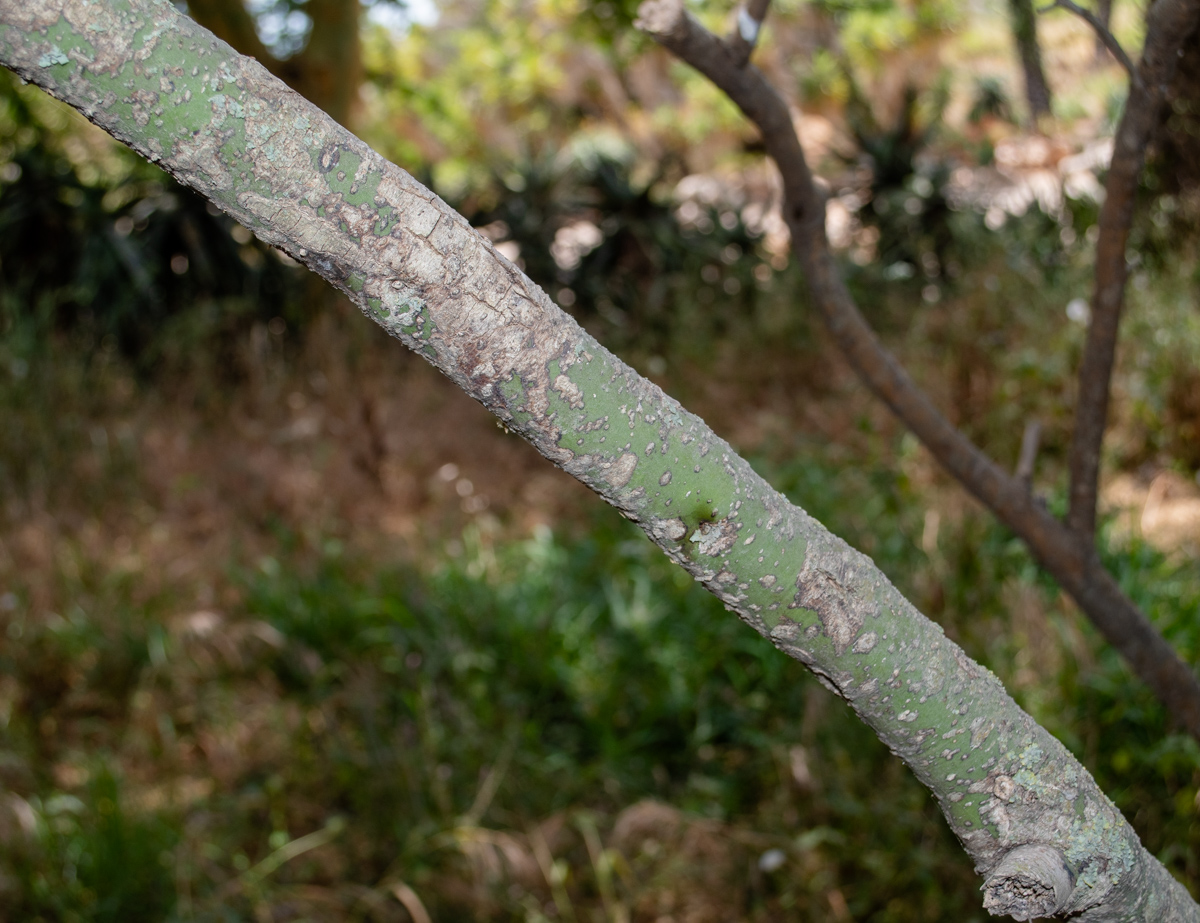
[982,844,1073,920]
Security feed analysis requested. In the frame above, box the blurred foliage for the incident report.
[1,447,1199,919]
[0,70,305,374]
[461,146,773,350]
[4,768,177,923]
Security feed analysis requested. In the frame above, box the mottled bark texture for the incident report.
[186,0,361,128]
[0,1,1196,917]
[634,0,1200,744]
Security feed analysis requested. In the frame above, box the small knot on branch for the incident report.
[981,844,1072,920]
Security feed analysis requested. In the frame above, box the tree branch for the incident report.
[726,0,771,67]
[186,0,362,128]
[634,0,1200,741]
[1039,0,1135,77]
[1066,0,1200,542]
[1,0,1199,915]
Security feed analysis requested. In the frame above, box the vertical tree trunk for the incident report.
[1009,0,1053,122]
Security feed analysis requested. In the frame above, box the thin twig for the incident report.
[635,0,1200,738]
[1039,0,1135,76]
[726,0,772,67]
[1066,0,1200,542]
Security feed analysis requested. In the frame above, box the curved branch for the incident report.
[1066,0,1200,542]
[0,0,1197,915]
[1039,0,1135,77]
[634,0,1200,740]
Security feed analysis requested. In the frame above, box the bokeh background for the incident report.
[2,0,1200,919]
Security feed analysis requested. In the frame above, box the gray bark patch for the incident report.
[790,556,866,655]
[605,453,638,488]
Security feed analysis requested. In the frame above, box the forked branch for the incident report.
[635,0,1200,738]
[726,0,772,67]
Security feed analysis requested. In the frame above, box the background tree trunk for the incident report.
[1155,15,1200,204]
[186,0,361,128]
[1009,0,1054,122]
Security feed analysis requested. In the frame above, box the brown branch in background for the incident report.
[726,0,772,67]
[635,0,1200,738]
[1039,0,1135,77]
[1016,420,1043,489]
[1066,0,1200,542]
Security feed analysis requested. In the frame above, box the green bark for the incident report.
[0,0,1194,917]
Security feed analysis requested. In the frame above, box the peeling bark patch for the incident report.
[605,453,638,489]
[318,143,342,173]
[969,716,994,750]
[553,373,584,410]
[790,557,865,655]
[852,631,878,654]
[648,517,688,543]
[690,518,737,556]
